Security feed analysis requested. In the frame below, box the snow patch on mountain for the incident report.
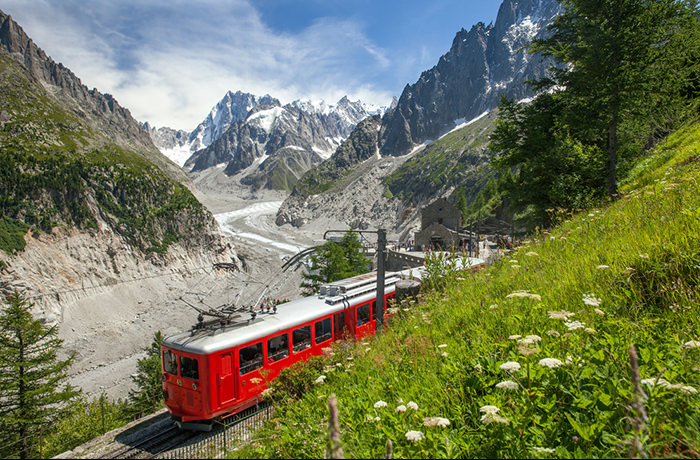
[247,106,287,132]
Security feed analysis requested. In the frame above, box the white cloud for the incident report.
[2,0,395,130]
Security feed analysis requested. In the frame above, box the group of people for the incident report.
[391,240,414,252]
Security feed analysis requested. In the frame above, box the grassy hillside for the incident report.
[0,51,209,254]
[237,120,700,458]
[383,111,498,205]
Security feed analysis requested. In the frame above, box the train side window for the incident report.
[292,325,312,352]
[357,303,371,326]
[180,356,199,380]
[239,343,263,375]
[163,350,178,375]
[315,318,332,344]
[268,333,289,363]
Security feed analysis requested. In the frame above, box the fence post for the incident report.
[224,425,228,455]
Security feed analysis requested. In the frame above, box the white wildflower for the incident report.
[365,415,381,423]
[495,380,519,391]
[526,251,539,256]
[583,294,602,307]
[474,364,483,373]
[441,351,448,357]
[668,384,698,394]
[407,401,419,411]
[683,340,700,349]
[597,264,610,270]
[549,310,575,320]
[532,447,556,454]
[594,308,606,316]
[511,265,521,269]
[405,430,425,443]
[481,412,510,425]
[261,388,274,398]
[565,320,586,331]
[373,400,387,409]
[508,335,522,340]
[584,328,597,334]
[480,405,500,414]
[489,304,499,309]
[423,417,450,427]
[437,344,448,348]
[588,213,595,217]
[250,377,263,384]
[523,334,542,343]
[507,291,542,301]
[314,375,326,384]
[547,330,561,337]
[539,358,564,369]
[395,405,407,413]
[509,259,519,264]
[680,385,698,394]
[500,361,521,372]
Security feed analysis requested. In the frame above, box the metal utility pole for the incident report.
[375,229,386,334]
[323,228,388,333]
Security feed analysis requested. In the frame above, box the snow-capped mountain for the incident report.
[145,91,277,166]
[188,91,279,152]
[379,0,560,155]
[182,94,387,190]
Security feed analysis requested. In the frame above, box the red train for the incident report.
[161,256,484,430]
[161,268,420,430]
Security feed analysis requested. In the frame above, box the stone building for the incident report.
[414,198,467,250]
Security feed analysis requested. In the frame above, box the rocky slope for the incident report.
[276,0,559,232]
[0,10,248,398]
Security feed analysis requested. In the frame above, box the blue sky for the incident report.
[2,0,502,130]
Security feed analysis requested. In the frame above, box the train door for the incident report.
[217,352,237,406]
[334,310,353,340]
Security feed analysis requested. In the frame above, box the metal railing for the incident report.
[158,405,273,459]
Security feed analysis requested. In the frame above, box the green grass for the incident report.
[236,120,700,458]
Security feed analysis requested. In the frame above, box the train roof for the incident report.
[163,268,425,355]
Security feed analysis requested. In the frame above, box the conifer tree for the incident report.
[0,290,78,459]
[302,230,370,291]
[528,0,700,197]
[490,0,700,226]
[128,331,164,416]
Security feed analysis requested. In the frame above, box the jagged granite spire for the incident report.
[379,0,560,156]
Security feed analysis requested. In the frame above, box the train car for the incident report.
[161,268,425,430]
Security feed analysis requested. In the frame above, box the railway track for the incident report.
[99,425,199,459]
[100,404,272,459]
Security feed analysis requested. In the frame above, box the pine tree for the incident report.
[0,290,79,459]
[528,0,700,196]
[302,230,370,292]
[128,331,164,417]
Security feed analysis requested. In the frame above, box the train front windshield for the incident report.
[163,349,178,375]
[162,349,199,381]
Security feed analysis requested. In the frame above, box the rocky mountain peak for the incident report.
[377,0,559,157]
